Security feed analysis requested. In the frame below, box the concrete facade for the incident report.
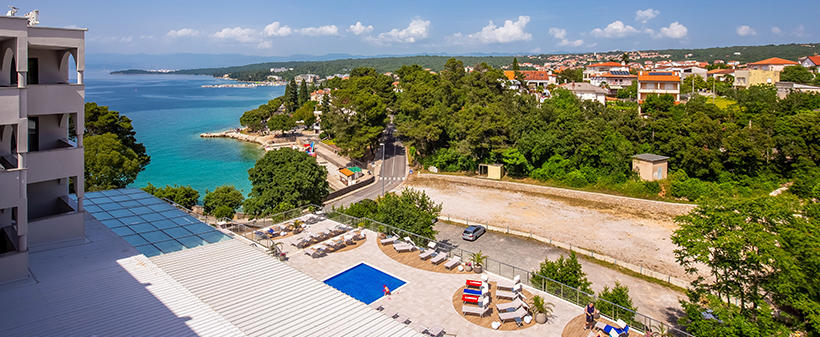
[558,82,608,104]
[0,16,85,283]
[637,72,681,103]
[734,69,780,89]
[631,154,669,182]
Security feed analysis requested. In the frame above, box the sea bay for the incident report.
[84,70,285,198]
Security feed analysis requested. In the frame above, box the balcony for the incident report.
[0,168,24,209]
[0,249,28,283]
[28,195,83,245]
[26,145,82,184]
[0,87,22,123]
[26,84,84,116]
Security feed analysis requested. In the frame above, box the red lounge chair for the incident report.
[466,280,482,288]
[462,294,480,304]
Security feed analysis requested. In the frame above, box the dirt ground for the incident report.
[408,178,692,281]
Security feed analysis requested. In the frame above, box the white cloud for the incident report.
[349,22,373,36]
[558,39,584,47]
[212,27,257,43]
[167,28,200,38]
[257,40,273,49]
[458,16,532,44]
[736,25,756,36]
[263,22,292,37]
[548,27,567,39]
[771,27,782,34]
[591,21,640,38]
[299,25,340,36]
[367,19,430,44]
[635,9,660,23]
[793,25,808,37]
[655,22,688,39]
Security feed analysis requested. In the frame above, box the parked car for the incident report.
[462,225,485,241]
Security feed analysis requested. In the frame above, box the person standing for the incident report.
[585,302,596,330]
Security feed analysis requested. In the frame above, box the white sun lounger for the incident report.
[380,236,397,245]
[462,303,491,317]
[498,306,528,322]
[496,289,522,300]
[393,243,415,253]
[304,247,324,258]
[430,253,447,264]
[419,249,435,260]
[444,256,461,269]
[496,298,528,312]
[497,275,521,290]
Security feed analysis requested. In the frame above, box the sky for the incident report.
[19,0,820,57]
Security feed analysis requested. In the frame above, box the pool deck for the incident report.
[279,220,582,336]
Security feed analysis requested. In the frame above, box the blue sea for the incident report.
[84,70,285,198]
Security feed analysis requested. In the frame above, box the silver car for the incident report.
[461,225,485,241]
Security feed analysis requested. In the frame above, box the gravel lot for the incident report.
[409,178,692,281]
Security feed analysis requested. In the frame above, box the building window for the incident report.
[10,58,16,86]
[27,58,38,85]
[28,117,38,152]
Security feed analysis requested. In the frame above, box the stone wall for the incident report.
[416,173,695,216]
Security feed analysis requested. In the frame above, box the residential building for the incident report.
[582,62,628,82]
[735,58,797,89]
[503,70,557,88]
[776,82,820,98]
[558,82,608,104]
[294,74,320,84]
[707,68,735,81]
[746,57,798,71]
[632,154,669,181]
[588,71,636,92]
[637,72,681,103]
[0,16,86,283]
[799,55,820,72]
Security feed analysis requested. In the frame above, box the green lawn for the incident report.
[710,96,737,109]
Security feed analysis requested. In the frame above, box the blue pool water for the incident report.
[324,263,406,304]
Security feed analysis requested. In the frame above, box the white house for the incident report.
[559,82,608,104]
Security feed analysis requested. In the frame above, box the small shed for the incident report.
[339,167,357,186]
[478,164,504,180]
[632,154,669,181]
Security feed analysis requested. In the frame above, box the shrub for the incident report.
[643,180,661,194]
[212,205,235,219]
[564,170,588,188]
[671,177,708,201]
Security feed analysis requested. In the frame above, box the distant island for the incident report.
[111,42,817,81]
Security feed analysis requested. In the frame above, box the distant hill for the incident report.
[109,42,818,81]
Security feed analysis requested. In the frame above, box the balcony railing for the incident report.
[26,84,84,116]
[26,146,82,184]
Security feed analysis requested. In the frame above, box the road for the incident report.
[433,221,685,328]
[327,123,407,207]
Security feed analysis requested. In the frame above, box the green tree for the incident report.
[267,114,296,136]
[142,183,200,209]
[285,78,299,113]
[557,68,583,84]
[336,198,378,218]
[212,205,235,219]
[621,52,630,64]
[532,252,593,294]
[84,133,142,191]
[616,81,637,99]
[374,188,442,238]
[682,74,707,94]
[780,65,815,84]
[84,102,150,169]
[298,79,309,106]
[596,281,637,323]
[512,57,526,84]
[240,105,273,132]
[293,101,318,127]
[243,148,328,217]
[203,185,245,217]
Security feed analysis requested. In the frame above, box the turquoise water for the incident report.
[85,70,285,197]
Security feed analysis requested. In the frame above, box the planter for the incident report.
[464,265,473,272]
[278,254,287,261]
[474,265,483,273]
[535,313,547,324]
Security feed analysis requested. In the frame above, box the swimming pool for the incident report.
[324,263,407,304]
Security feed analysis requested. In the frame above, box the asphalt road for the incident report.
[434,221,685,327]
[327,123,407,208]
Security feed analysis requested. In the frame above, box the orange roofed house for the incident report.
[734,57,798,89]
[637,72,681,103]
[503,70,557,89]
[799,55,820,72]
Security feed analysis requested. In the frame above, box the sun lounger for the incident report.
[461,303,491,317]
[344,235,354,245]
[428,326,444,337]
[498,306,528,322]
[463,288,482,296]
[394,314,410,324]
[393,243,415,253]
[419,249,435,260]
[466,279,483,288]
[444,256,461,269]
[496,289,522,300]
[496,275,521,290]
[462,294,481,304]
[430,253,447,264]
[380,236,398,245]
[496,298,528,312]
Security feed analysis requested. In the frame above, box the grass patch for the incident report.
[709,96,737,109]
[322,139,336,146]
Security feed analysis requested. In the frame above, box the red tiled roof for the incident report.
[806,56,820,65]
[748,57,798,66]
[707,69,735,75]
[504,70,555,81]
[638,73,680,82]
[587,62,625,68]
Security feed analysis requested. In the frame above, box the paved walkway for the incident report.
[285,228,583,337]
[434,222,685,327]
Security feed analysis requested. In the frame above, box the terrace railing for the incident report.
[219,204,694,337]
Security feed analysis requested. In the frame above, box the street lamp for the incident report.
[380,142,385,196]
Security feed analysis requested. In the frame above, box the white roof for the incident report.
[0,212,420,336]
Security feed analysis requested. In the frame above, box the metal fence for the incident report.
[220,204,693,337]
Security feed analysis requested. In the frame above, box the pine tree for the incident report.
[285,78,298,113]
[298,79,308,107]
[512,57,526,86]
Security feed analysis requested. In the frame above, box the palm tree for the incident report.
[650,323,673,337]
[529,295,554,323]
